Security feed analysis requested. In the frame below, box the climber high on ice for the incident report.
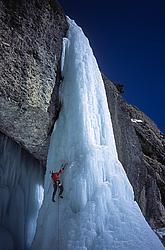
[51,162,68,202]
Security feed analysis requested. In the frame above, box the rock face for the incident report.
[103,74,165,231]
[0,0,68,162]
[126,104,165,228]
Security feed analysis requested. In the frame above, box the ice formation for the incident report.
[31,18,164,250]
[0,133,44,250]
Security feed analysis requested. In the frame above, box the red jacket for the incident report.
[51,169,64,182]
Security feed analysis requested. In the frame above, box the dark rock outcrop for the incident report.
[103,74,165,231]
[0,0,68,162]
[126,104,165,228]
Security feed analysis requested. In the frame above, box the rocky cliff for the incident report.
[0,0,68,162]
[103,74,165,239]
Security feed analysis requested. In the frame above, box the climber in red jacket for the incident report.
[51,163,68,202]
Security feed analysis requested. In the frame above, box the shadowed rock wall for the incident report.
[103,74,165,232]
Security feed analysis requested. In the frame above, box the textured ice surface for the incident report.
[0,133,44,250]
[31,18,164,250]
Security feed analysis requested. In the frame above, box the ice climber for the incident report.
[51,163,68,202]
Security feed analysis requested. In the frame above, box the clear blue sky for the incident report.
[59,0,165,132]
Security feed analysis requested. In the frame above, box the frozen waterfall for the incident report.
[31,18,164,250]
[0,133,44,250]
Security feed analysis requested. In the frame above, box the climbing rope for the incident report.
[58,188,60,250]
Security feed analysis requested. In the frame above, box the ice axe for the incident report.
[61,162,68,170]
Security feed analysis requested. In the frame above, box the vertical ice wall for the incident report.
[0,133,44,250]
[31,19,164,250]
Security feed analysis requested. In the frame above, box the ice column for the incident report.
[0,133,44,250]
[31,18,164,250]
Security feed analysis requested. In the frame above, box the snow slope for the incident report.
[31,18,164,250]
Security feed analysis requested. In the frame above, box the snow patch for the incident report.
[131,118,143,123]
[155,228,165,239]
